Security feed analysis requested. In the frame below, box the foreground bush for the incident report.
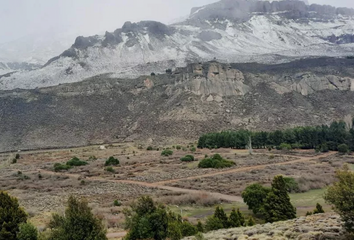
[180,155,195,162]
[198,154,235,169]
[48,196,107,240]
[17,222,38,240]
[242,183,270,215]
[325,165,354,234]
[66,157,88,167]
[124,196,197,240]
[105,156,119,166]
[0,192,27,240]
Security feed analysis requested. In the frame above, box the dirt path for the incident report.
[153,151,335,185]
[34,151,335,204]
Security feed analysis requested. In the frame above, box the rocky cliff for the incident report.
[1,0,354,90]
[1,57,354,152]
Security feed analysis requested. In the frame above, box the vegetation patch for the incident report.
[161,149,173,156]
[66,157,88,167]
[198,154,235,169]
[180,155,195,162]
[105,156,119,166]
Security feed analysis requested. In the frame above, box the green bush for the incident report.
[180,155,195,162]
[176,145,182,150]
[338,144,349,154]
[105,156,119,166]
[17,222,38,240]
[279,143,291,151]
[190,147,196,152]
[146,146,153,151]
[198,154,235,169]
[66,157,88,167]
[12,158,17,164]
[54,163,71,172]
[113,200,121,207]
[242,183,271,214]
[161,149,173,156]
[313,203,325,214]
[0,192,28,240]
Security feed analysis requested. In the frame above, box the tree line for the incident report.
[198,120,354,152]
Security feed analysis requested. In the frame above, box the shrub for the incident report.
[313,203,324,214]
[54,163,71,172]
[180,155,195,162]
[338,144,349,154]
[48,196,107,240]
[180,221,198,237]
[161,149,173,157]
[242,183,270,214]
[198,154,235,169]
[0,192,28,240]
[12,158,17,164]
[247,216,255,226]
[88,156,97,161]
[190,147,196,152]
[205,216,223,231]
[113,200,121,207]
[176,145,182,150]
[147,146,153,151]
[66,157,88,167]
[15,153,20,159]
[105,167,115,173]
[105,156,119,166]
[196,221,204,233]
[279,143,291,151]
[325,165,354,233]
[17,222,38,240]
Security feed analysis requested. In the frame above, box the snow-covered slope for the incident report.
[1,0,354,90]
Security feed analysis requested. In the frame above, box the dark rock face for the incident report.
[73,36,100,49]
[327,34,354,44]
[198,31,223,42]
[2,57,354,152]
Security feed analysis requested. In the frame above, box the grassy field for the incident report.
[168,188,331,221]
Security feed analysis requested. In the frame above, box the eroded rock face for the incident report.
[179,62,249,98]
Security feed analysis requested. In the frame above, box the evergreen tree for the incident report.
[48,195,107,240]
[247,216,256,226]
[228,208,241,227]
[313,203,325,214]
[236,208,245,226]
[213,206,229,228]
[242,183,270,214]
[0,192,27,240]
[196,221,204,233]
[263,176,297,223]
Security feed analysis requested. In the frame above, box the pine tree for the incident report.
[196,221,204,232]
[214,207,229,228]
[247,216,256,226]
[263,176,297,223]
[236,208,245,226]
[313,203,325,214]
[0,192,27,240]
[228,208,241,227]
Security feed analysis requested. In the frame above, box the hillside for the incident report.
[1,58,354,152]
[183,213,344,240]
[1,0,354,90]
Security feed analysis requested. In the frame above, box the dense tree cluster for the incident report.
[198,120,354,152]
[242,176,296,223]
[124,196,198,240]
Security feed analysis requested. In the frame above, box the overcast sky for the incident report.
[0,0,354,44]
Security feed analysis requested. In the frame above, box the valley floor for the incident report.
[0,143,351,239]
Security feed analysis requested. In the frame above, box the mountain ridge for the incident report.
[1,0,354,90]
